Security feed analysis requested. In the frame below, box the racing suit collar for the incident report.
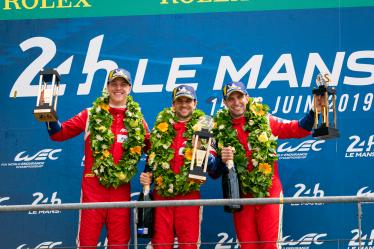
[231,116,246,126]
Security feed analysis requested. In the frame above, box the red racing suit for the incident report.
[48,106,150,249]
[210,111,314,249]
[152,120,215,249]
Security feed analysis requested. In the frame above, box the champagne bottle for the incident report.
[137,184,154,238]
[222,160,242,213]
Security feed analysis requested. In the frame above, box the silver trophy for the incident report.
[188,115,214,182]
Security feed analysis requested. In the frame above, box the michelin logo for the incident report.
[277,140,325,160]
[0,149,62,169]
[281,233,327,249]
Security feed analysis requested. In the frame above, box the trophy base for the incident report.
[196,129,214,139]
[312,126,340,140]
[188,167,206,183]
[33,107,58,122]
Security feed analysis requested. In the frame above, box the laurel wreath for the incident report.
[89,93,146,188]
[147,107,205,197]
[213,97,278,197]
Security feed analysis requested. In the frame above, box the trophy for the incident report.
[188,115,214,182]
[312,73,340,139]
[33,69,60,122]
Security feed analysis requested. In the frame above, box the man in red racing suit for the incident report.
[140,85,216,249]
[47,68,150,249]
[209,82,320,249]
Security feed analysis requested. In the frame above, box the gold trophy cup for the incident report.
[33,69,60,122]
[312,73,340,140]
[188,115,214,182]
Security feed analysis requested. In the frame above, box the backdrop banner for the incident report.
[1,3,373,249]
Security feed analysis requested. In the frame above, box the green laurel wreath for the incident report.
[90,93,146,188]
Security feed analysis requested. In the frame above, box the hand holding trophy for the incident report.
[312,73,340,140]
[33,69,61,122]
[188,115,214,182]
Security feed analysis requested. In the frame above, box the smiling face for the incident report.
[224,91,249,118]
[172,96,197,121]
[107,78,131,106]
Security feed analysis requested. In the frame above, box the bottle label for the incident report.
[226,160,234,169]
[137,228,149,234]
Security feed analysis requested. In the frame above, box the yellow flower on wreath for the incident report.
[250,103,265,116]
[156,176,163,186]
[157,122,169,132]
[117,172,126,181]
[148,152,156,162]
[258,132,269,143]
[102,150,110,158]
[99,103,110,112]
[258,163,272,175]
[130,146,142,155]
[184,148,193,161]
[97,125,107,132]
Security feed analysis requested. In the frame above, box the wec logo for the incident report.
[277,140,324,160]
[1,149,62,168]
[278,140,325,153]
[282,233,327,248]
[14,149,62,162]
[17,241,62,249]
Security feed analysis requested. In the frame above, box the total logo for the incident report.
[291,183,325,206]
[277,140,325,160]
[345,135,374,158]
[17,241,62,249]
[347,228,374,249]
[28,192,62,215]
[0,148,62,169]
[281,233,328,249]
